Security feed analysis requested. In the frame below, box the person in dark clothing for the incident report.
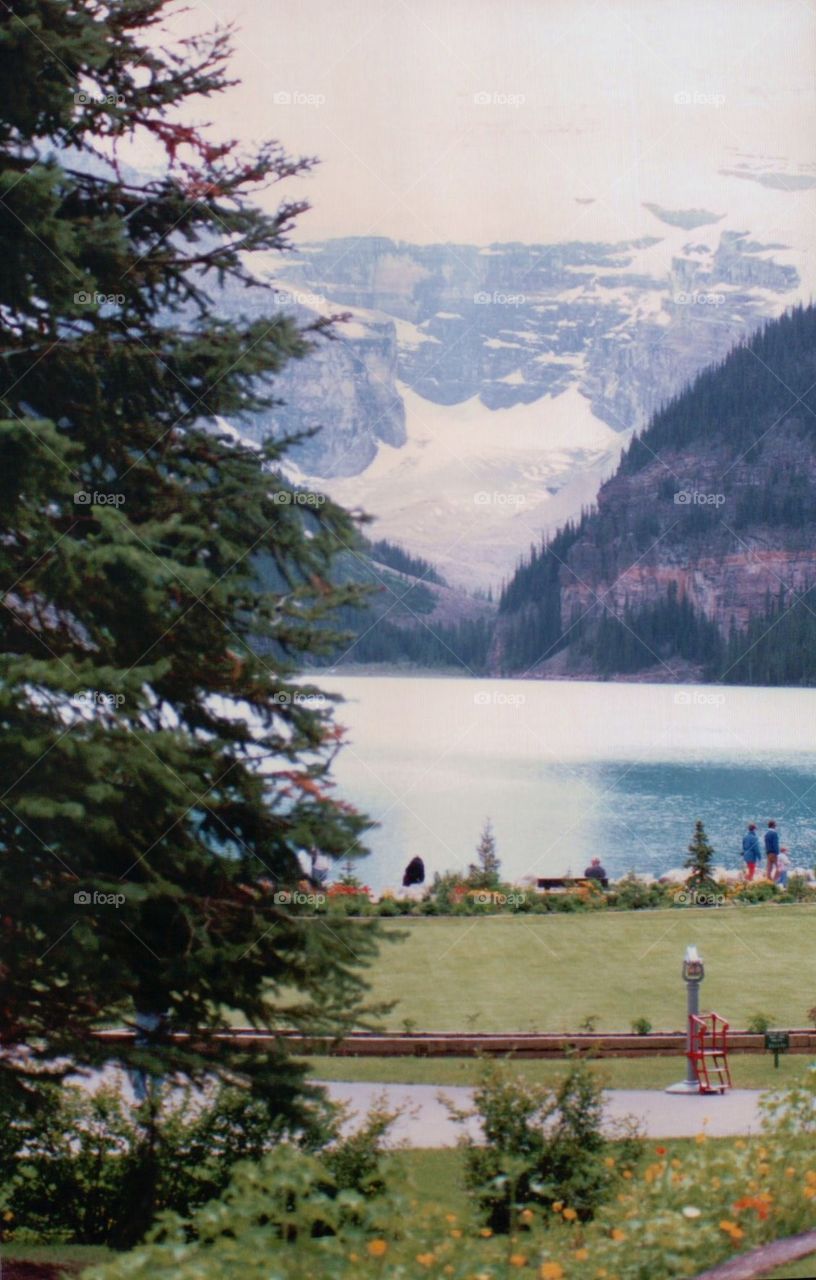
[584,857,608,889]
[742,823,761,880]
[764,820,780,881]
[402,855,425,887]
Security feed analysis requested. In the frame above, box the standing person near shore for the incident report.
[742,823,761,881]
[776,847,791,889]
[764,820,780,881]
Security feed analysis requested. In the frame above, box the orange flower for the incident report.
[719,1220,744,1243]
[479,1227,493,1237]
[446,1212,458,1223]
[539,1265,565,1280]
[368,1239,389,1257]
[416,1254,436,1267]
[610,1228,626,1242]
[451,1228,463,1238]
[603,1156,616,1168]
[574,1247,590,1261]
[562,1207,578,1221]
[520,1208,535,1223]
[733,1195,769,1221]
[509,1254,528,1267]
[655,1145,667,1155]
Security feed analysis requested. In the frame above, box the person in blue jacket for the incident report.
[764,820,780,881]
[742,823,761,881]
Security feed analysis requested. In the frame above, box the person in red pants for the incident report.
[741,823,761,880]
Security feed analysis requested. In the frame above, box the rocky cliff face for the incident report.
[280,228,798,436]
[559,443,816,637]
[222,282,406,477]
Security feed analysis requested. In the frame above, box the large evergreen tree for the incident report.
[0,1,380,1111]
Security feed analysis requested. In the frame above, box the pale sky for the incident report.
[131,0,816,247]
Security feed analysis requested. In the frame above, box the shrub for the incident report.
[0,1079,394,1248]
[631,1017,652,1036]
[449,1060,622,1232]
[746,1012,773,1034]
[732,880,778,904]
[614,873,672,911]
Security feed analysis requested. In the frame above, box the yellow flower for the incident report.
[539,1265,565,1280]
[804,1185,816,1200]
[622,1170,633,1180]
[735,1140,746,1150]
[671,1158,682,1169]
[610,1228,626,1242]
[603,1156,616,1167]
[563,1207,578,1221]
[348,1255,359,1264]
[417,1254,436,1267]
[520,1208,535,1223]
[695,1133,707,1145]
[509,1254,528,1267]
[451,1228,463,1238]
[757,1162,770,1175]
[368,1239,389,1257]
[574,1248,589,1261]
[785,1166,796,1178]
[446,1212,458,1222]
[806,1170,816,1185]
[480,1227,493,1237]
[553,1201,564,1213]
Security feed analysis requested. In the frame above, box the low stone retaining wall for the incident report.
[95,1028,816,1058]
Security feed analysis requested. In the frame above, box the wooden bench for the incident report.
[535,877,600,892]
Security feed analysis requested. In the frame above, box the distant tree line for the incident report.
[366,537,446,584]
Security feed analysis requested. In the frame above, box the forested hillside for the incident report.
[493,305,816,686]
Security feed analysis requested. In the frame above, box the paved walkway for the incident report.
[318,1081,764,1147]
[69,1068,764,1145]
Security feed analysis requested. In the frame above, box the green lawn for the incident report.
[352,909,816,1032]
[770,1259,816,1278]
[306,1051,815,1091]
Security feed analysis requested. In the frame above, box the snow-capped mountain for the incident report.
[218,183,812,590]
